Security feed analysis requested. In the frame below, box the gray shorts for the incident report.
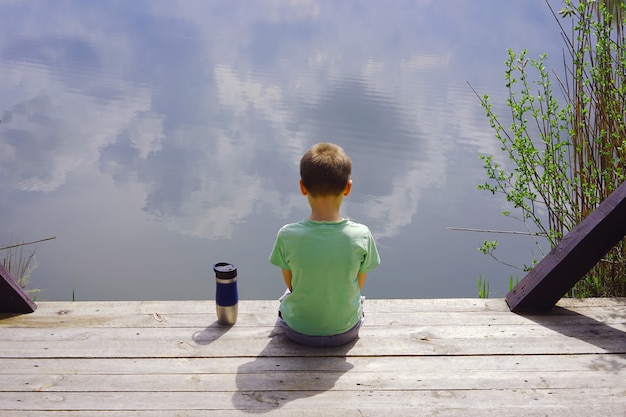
[277,314,363,347]
[278,289,364,347]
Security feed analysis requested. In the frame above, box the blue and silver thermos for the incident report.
[213,262,238,325]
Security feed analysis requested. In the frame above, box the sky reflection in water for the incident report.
[0,1,564,300]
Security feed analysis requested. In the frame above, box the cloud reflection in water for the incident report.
[0,1,563,300]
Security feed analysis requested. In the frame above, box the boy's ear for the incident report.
[299,179,308,195]
[343,179,353,196]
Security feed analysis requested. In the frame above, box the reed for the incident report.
[1,238,38,293]
[473,0,626,297]
[0,236,54,296]
[478,275,490,299]
[561,0,626,296]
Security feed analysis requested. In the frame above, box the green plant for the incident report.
[472,48,572,264]
[472,0,626,297]
[478,275,490,299]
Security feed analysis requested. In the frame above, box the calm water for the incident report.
[0,1,564,301]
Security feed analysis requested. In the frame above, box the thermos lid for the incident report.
[214,262,237,279]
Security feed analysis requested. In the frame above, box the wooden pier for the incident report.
[0,298,625,416]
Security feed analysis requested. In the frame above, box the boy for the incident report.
[269,142,380,346]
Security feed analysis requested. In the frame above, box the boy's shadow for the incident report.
[231,320,357,413]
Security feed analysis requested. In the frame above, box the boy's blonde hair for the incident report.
[300,142,352,197]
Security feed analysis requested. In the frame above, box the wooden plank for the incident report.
[3,320,624,343]
[0,409,622,417]
[22,298,514,315]
[0,389,624,413]
[3,365,624,392]
[2,299,623,329]
[19,297,623,323]
[1,354,623,375]
[0,323,624,358]
[0,412,371,417]
[2,309,624,328]
[0,354,626,376]
[3,307,625,328]
[18,297,617,317]
[0,263,36,314]
[0,412,370,417]
[507,180,626,312]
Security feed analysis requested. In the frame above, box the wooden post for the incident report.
[0,262,37,314]
[506,180,626,312]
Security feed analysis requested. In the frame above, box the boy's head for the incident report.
[300,142,352,197]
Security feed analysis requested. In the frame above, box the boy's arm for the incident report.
[281,269,293,291]
[358,272,367,289]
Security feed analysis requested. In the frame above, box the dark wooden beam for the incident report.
[506,180,626,312]
[0,262,37,314]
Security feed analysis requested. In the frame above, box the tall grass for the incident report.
[1,237,54,296]
[2,241,37,293]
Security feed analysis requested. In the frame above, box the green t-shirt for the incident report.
[269,219,380,336]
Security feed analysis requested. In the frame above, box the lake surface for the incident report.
[0,1,566,301]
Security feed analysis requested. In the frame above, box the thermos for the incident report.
[213,262,238,325]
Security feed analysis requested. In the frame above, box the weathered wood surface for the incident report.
[507,179,626,312]
[0,298,624,416]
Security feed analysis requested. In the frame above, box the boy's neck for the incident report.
[307,194,344,222]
